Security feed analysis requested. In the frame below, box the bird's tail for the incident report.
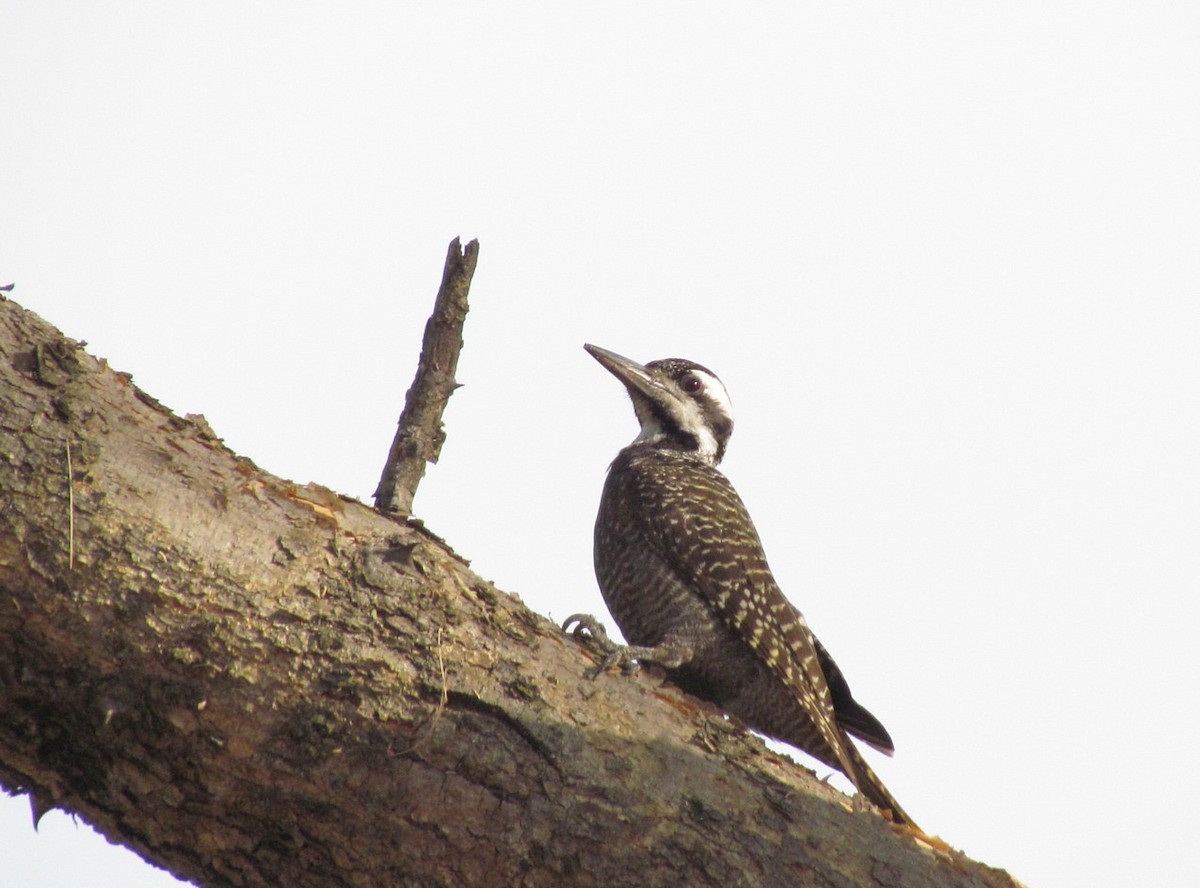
[844,741,918,830]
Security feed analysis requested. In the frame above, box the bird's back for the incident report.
[594,444,848,772]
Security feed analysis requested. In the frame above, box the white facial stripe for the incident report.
[693,370,734,427]
[674,395,718,460]
[663,370,734,464]
[626,364,735,465]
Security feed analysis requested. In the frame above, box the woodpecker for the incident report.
[564,343,915,827]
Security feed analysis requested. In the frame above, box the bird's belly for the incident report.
[593,513,715,649]
[672,633,842,772]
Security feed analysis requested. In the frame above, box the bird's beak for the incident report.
[584,344,668,403]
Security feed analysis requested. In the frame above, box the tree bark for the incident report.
[0,294,1019,888]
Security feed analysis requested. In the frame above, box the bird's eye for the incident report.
[681,374,703,394]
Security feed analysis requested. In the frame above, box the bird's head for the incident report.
[585,343,734,466]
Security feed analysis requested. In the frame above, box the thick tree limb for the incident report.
[373,237,479,515]
[0,295,1019,888]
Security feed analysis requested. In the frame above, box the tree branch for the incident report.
[373,237,479,515]
[0,294,1018,888]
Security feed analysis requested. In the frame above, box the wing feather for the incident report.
[624,452,862,787]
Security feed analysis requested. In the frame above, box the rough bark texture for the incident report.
[374,237,478,515]
[0,295,1020,888]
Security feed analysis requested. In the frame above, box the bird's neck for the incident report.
[622,435,723,468]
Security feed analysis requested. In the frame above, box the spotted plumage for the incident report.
[565,344,915,827]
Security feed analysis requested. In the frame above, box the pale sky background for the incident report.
[3,3,1199,887]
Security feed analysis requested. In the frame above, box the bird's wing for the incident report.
[814,635,895,754]
[625,454,863,788]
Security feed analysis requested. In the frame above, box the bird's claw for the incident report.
[562,613,642,678]
[562,613,613,646]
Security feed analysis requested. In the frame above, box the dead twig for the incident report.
[373,237,479,515]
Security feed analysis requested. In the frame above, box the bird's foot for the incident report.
[562,614,644,678]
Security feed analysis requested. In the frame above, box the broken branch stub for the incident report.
[373,237,479,515]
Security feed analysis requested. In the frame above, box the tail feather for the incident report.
[844,740,917,829]
[836,700,895,756]
[815,636,895,755]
